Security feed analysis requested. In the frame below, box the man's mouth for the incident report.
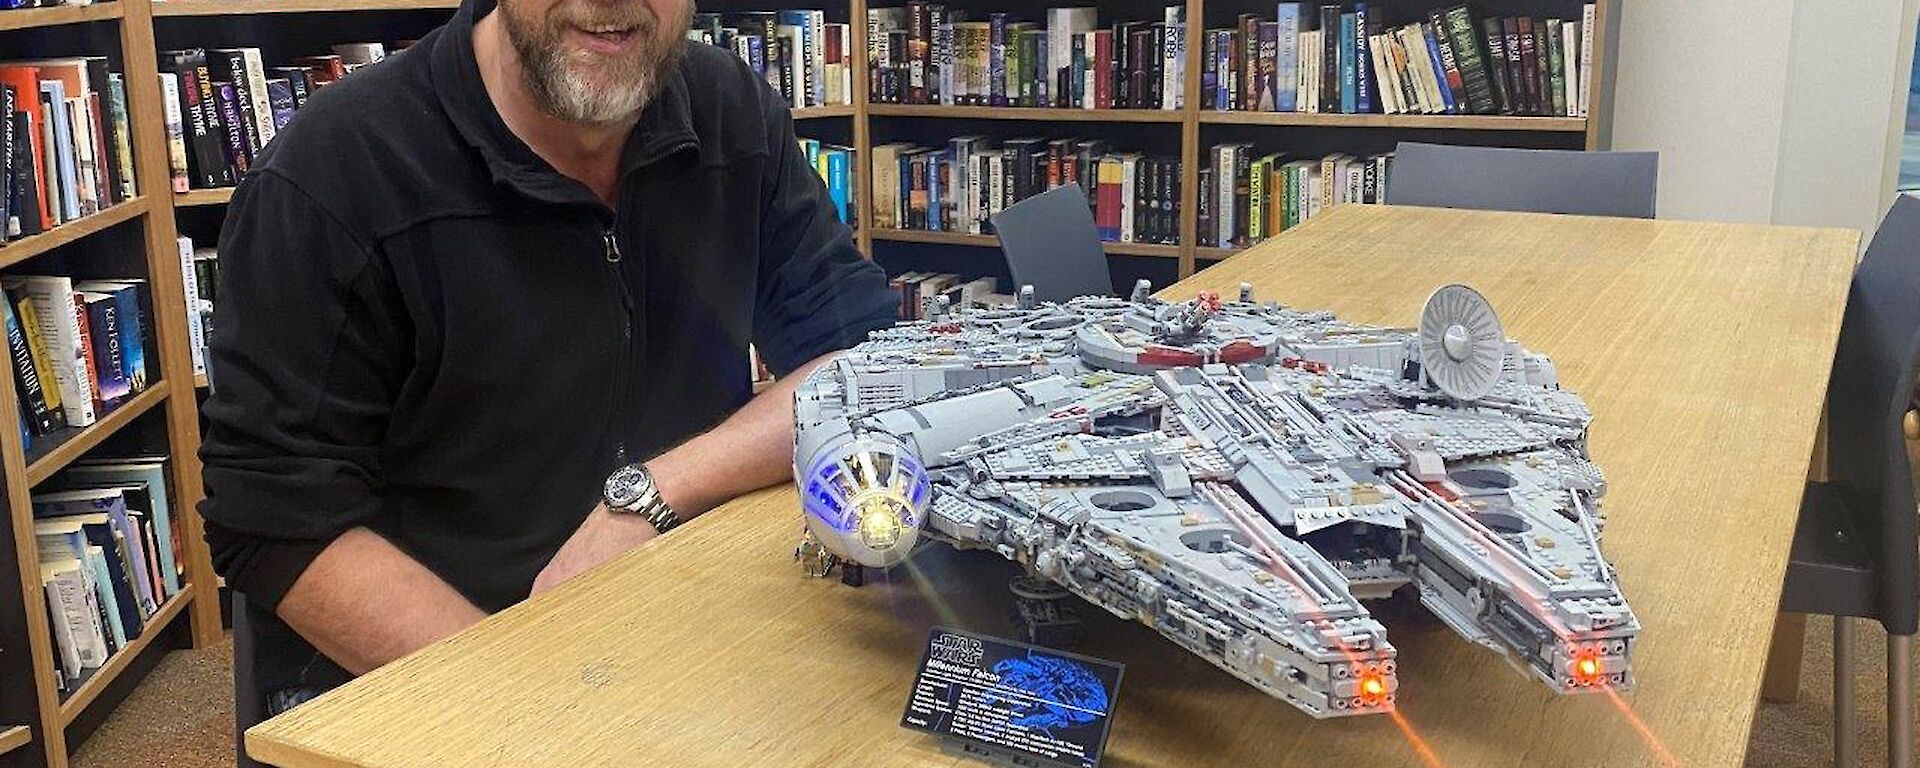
[567,23,642,54]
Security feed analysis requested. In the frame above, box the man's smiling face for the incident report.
[499,0,694,124]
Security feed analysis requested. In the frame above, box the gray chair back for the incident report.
[1818,194,1920,635]
[991,183,1114,302]
[1385,141,1659,219]
[234,592,266,767]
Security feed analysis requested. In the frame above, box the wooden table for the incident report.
[246,205,1861,768]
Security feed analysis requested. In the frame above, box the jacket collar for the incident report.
[430,0,700,207]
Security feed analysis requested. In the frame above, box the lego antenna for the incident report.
[1418,284,1505,401]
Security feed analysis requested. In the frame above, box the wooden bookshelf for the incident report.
[25,386,171,487]
[0,197,152,271]
[3,0,226,764]
[792,104,857,120]
[0,725,28,755]
[871,228,1181,259]
[173,187,235,207]
[193,373,209,389]
[152,0,456,15]
[56,589,192,725]
[0,1,123,31]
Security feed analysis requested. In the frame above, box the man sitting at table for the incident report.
[197,0,897,729]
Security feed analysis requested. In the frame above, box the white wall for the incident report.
[1608,0,1920,236]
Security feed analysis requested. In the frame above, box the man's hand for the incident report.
[530,504,660,596]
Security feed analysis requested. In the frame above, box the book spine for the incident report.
[4,297,56,435]
[1547,19,1567,118]
[171,52,232,187]
[106,77,134,202]
[1481,18,1513,114]
[1196,167,1213,246]
[212,82,249,176]
[1256,23,1278,112]
[1232,146,1251,247]
[83,298,127,407]
[1339,15,1357,113]
[988,13,1007,107]
[177,238,207,375]
[155,77,185,194]
[1248,156,1265,242]
[1443,7,1496,115]
[1508,17,1532,115]
[1580,4,1595,117]
[1423,24,1457,114]
[1354,4,1374,113]
[1318,6,1340,113]
[1163,8,1185,111]
[242,49,276,147]
[0,84,12,239]
[1276,5,1300,112]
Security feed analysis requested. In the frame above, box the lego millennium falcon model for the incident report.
[791,282,1638,718]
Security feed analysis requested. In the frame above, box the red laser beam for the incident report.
[1389,709,1449,768]
[1603,686,1680,767]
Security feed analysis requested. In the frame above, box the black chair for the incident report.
[1385,141,1660,219]
[990,183,1114,302]
[1780,195,1920,768]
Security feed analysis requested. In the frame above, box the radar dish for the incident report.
[1419,284,1506,401]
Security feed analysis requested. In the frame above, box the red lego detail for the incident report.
[1220,340,1266,364]
[1141,346,1206,367]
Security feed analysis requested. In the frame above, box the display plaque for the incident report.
[900,626,1123,768]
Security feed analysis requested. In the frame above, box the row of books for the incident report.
[868,5,1187,110]
[873,138,1182,246]
[160,44,393,192]
[1207,3,1594,118]
[35,456,186,693]
[798,137,856,225]
[1,59,139,243]
[0,0,96,11]
[888,272,1010,320]
[1204,145,1392,249]
[690,11,856,109]
[176,236,216,378]
[4,275,158,446]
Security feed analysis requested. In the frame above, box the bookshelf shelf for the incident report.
[0,726,28,755]
[871,227,1181,259]
[1194,245,1242,261]
[56,588,192,725]
[25,386,171,487]
[0,2,123,32]
[174,187,235,207]
[868,104,1184,124]
[1197,111,1589,132]
[193,373,208,389]
[792,104,857,120]
[152,0,456,16]
[0,197,152,271]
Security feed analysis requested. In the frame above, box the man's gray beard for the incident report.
[503,5,687,125]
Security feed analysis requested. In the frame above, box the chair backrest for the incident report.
[1826,194,1920,635]
[991,183,1114,302]
[1385,142,1659,219]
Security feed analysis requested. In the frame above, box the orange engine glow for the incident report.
[1572,654,1603,685]
[1360,674,1387,700]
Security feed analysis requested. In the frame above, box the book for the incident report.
[15,296,64,430]
[6,276,94,426]
[158,49,233,189]
[74,281,147,395]
[34,488,157,619]
[69,456,184,596]
[177,238,208,376]
[4,293,59,435]
[1274,4,1300,112]
[158,73,189,193]
[206,49,260,159]
[78,292,129,408]
[265,78,297,133]
[211,81,249,175]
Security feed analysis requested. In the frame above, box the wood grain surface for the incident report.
[247,205,1860,768]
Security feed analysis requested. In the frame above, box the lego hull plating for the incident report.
[792,288,1638,719]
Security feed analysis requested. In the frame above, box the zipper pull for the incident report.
[603,229,622,263]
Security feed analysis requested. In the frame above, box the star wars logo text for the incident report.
[929,633,984,668]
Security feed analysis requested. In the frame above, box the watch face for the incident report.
[604,465,652,508]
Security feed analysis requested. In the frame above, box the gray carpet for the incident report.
[65,621,1914,767]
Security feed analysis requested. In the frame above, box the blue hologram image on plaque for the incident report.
[902,626,1124,768]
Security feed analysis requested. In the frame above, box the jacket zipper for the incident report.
[605,225,633,467]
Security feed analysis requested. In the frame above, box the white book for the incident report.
[810,11,827,107]
[1162,6,1185,110]
[158,73,189,194]
[8,276,94,425]
[987,152,1005,219]
[65,97,98,217]
[1405,26,1441,114]
[176,237,208,376]
[41,572,84,681]
[1118,155,1138,243]
[1301,32,1319,115]
[1562,22,1578,118]
[1369,35,1396,114]
[241,48,277,148]
[777,26,806,109]
[1580,4,1596,117]
[1306,165,1323,220]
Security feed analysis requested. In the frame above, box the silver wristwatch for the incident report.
[602,463,682,534]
